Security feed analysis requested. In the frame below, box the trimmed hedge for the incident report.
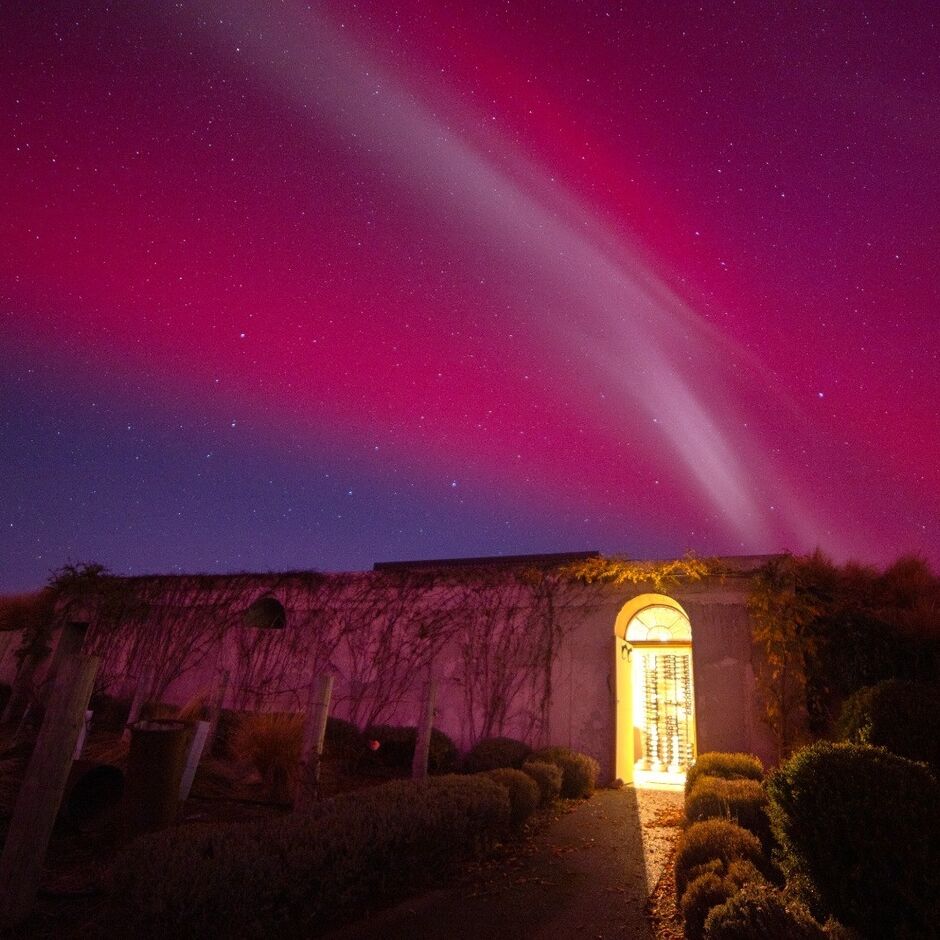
[680,861,767,940]
[681,873,737,940]
[521,760,562,805]
[835,678,940,771]
[703,884,826,940]
[531,746,599,798]
[685,776,771,847]
[464,736,532,773]
[324,716,365,761]
[485,768,539,827]
[364,724,458,774]
[766,741,940,938]
[112,775,510,937]
[675,819,766,902]
[684,752,763,797]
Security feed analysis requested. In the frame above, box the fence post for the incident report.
[295,673,333,811]
[123,666,154,743]
[0,653,99,929]
[412,678,438,780]
[204,669,230,755]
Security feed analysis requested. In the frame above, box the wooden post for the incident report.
[295,673,333,811]
[178,720,211,801]
[123,666,154,743]
[72,709,93,760]
[412,678,438,781]
[0,653,99,929]
[204,669,230,755]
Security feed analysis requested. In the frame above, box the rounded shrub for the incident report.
[681,872,739,940]
[485,767,539,828]
[685,776,771,847]
[364,725,458,774]
[684,752,763,797]
[680,862,768,940]
[521,760,562,805]
[464,736,532,773]
[766,741,940,938]
[674,819,766,902]
[531,746,599,798]
[703,884,826,940]
[679,859,768,940]
[324,717,365,761]
[835,678,940,772]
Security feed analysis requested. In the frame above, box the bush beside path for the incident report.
[326,787,683,940]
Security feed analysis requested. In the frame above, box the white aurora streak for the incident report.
[198,0,824,549]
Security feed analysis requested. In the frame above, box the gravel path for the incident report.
[326,787,683,940]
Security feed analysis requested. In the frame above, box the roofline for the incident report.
[373,551,601,571]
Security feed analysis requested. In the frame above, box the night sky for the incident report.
[2,2,938,591]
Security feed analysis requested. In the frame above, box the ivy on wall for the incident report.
[560,553,712,591]
[747,555,821,758]
[9,560,587,745]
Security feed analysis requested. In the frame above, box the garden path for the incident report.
[326,786,682,940]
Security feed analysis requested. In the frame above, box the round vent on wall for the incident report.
[242,594,287,629]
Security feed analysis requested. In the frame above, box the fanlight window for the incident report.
[625,604,691,644]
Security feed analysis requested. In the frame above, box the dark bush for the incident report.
[485,768,539,827]
[703,884,826,939]
[766,741,940,937]
[324,716,365,761]
[112,775,510,937]
[464,736,532,773]
[685,752,763,797]
[674,819,766,902]
[685,776,771,847]
[531,746,599,798]
[681,873,738,940]
[521,759,562,805]
[835,679,940,772]
[680,862,768,940]
[364,725,458,774]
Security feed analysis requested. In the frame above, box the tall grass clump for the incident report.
[230,712,303,801]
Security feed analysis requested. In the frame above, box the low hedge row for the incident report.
[464,736,532,773]
[680,860,766,940]
[685,776,771,848]
[363,724,459,774]
[113,775,510,937]
[677,752,789,940]
[703,884,826,940]
[674,818,768,902]
[684,752,763,797]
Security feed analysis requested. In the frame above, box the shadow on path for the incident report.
[326,787,682,940]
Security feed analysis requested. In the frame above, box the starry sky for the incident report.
[2,1,938,591]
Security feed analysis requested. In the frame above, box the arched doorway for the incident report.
[613,594,697,787]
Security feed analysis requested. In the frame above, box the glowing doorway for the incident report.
[614,595,697,787]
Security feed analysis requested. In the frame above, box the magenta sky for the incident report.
[2,2,938,590]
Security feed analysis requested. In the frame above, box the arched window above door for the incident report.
[625,603,691,644]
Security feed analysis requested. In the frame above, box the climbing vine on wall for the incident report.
[747,555,821,757]
[561,552,712,591]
